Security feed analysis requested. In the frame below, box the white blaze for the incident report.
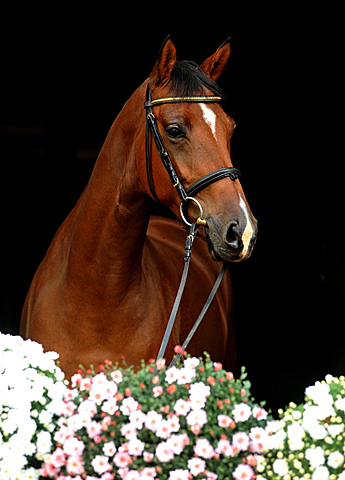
[200,103,217,140]
[239,196,254,257]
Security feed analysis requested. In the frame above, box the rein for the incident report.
[144,84,238,369]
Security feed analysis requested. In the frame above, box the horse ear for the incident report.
[150,35,177,86]
[200,38,231,81]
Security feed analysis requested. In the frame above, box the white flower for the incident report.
[272,459,289,476]
[305,446,325,468]
[327,451,344,469]
[335,397,345,412]
[305,383,330,404]
[36,430,52,454]
[312,466,329,480]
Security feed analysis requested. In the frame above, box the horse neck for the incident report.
[66,83,149,301]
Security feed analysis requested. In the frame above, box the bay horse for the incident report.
[20,37,257,379]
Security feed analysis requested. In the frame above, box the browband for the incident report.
[144,95,222,109]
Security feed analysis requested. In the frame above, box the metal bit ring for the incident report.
[180,197,207,227]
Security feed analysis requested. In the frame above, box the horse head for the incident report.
[141,36,258,263]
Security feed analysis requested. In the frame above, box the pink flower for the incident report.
[120,397,139,416]
[143,451,154,462]
[155,441,174,462]
[167,414,180,433]
[156,358,166,370]
[63,436,85,456]
[189,382,210,408]
[102,473,115,480]
[91,455,112,475]
[50,447,66,468]
[232,432,250,452]
[145,410,163,432]
[194,438,215,459]
[54,425,71,444]
[176,366,196,385]
[252,406,268,420]
[110,370,123,383]
[120,422,137,440]
[216,439,234,457]
[183,357,200,369]
[125,471,140,480]
[188,457,206,476]
[86,420,103,439]
[80,377,93,391]
[103,441,117,457]
[78,399,98,417]
[232,464,255,480]
[206,472,218,480]
[165,366,179,384]
[168,469,190,480]
[140,467,157,480]
[114,451,132,468]
[186,409,208,429]
[213,362,223,371]
[40,461,58,478]
[152,386,164,397]
[167,434,186,455]
[129,410,147,429]
[156,419,173,439]
[66,455,84,475]
[174,398,191,416]
[128,438,145,456]
[102,397,119,415]
[217,414,232,428]
[232,403,251,423]
[249,427,267,453]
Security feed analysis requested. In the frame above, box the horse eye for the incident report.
[166,126,184,138]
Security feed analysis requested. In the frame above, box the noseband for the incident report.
[144,84,241,225]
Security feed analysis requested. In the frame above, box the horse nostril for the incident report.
[224,221,240,249]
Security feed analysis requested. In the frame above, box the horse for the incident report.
[20,37,258,380]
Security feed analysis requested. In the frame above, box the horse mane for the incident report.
[169,60,226,100]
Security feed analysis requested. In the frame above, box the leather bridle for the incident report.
[144,84,241,226]
[144,83,240,368]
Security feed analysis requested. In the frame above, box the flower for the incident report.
[145,410,163,432]
[91,455,112,474]
[217,414,233,428]
[168,468,190,480]
[194,438,215,459]
[327,450,344,468]
[128,438,145,456]
[114,451,132,468]
[272,458,289,476]
[103,441,117,457]
[186,409,208,431]
[232,431,249,451]
[232,403,252,422]
[188,457,206,476]
[155,441,174,462]
[174,398,192,416]
[232,464,255,480]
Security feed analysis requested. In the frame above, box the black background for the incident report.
[1,7,343,414]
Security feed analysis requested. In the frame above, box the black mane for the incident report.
[169,60,226,100]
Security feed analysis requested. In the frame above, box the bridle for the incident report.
[144,84,241,226]
[144,83,241,368]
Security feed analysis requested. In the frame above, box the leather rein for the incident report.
[144,84,240,368]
